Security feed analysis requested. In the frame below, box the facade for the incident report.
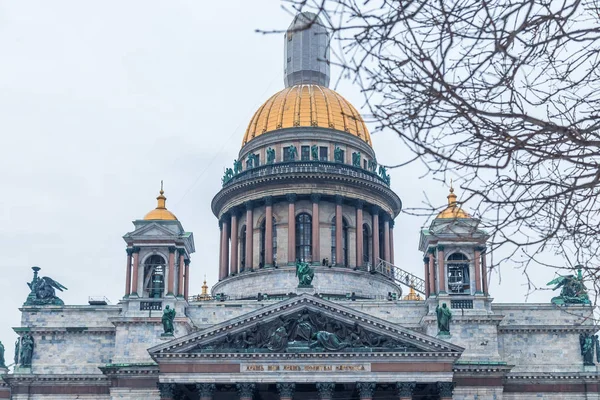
[2,11,600,400]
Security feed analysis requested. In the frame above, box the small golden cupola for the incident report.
[143,182,178,221]
[436,184,470,219]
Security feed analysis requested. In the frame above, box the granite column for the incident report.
[245,202,254,270]
[335,195,343,266]
[265,197,273,267]
[287,194,297,264]
[311,194,320,263]
[230,212,239,274]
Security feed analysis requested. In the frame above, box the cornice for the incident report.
[13,327,115,334]
[4,374,110,384]
[498,325,598,333]
[154,351,460,360]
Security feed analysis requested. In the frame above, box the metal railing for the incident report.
[374,258,426,295]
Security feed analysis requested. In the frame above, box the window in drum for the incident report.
[295,213,312,263]
[301,146,310,161]
[447,252,470,294]
[283,146,291,162]
[319,146,328,161]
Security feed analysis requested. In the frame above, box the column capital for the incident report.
[245,200,254,210]
[168,246,177,254]
[157,382,176,398]
[276,382,295,398]
[356,382,376,398]
[316,382,335,399]
[370,205,380,214]
[236,382,256,398]
[335,194,343,205]
[427,247,436,254]
[437,382,455,397]
[219,212,230,223]
[310,193,321,203]
[355,199,365,209]
[476,245,487,253]
[196,383,216,398]
[423,256,430,264]
[132,246,141,254]
[177,248,186,256]
[126,248,134,256]
[286,193,297,203]
[389,219,395,228]
[184,259,190,266]
[437,244,445,251]
[396,382,416,397]
[264,196,273,206]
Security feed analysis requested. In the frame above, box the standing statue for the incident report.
[595,335,600,364]
[378,165,391,185]
[352,151,361,167]
[222,168,234,186]
[250,153,259,167]
[14,339,19,366]
[334,146,343,163]
[233,159,243,175]
[295,262,314,287]
[266,148,276,164]
[580,333,595,365]
[0,341,6,369]
[287,145,298,161]
[368,158,377,172]
[436,303,452,336]
[162,305,176,336]
[311,145,319,161]
[19,334,34,367]
[24,267,67,306]
[547,268,591,305]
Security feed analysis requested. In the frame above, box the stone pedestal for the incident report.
[297,286,316,295]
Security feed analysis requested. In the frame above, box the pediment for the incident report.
[124,222,179,239]
[149,295,463,359]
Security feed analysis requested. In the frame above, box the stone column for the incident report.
[184,259,190,300]
[396,382,416,400]
[220,216,230,278]
[237,382,256,400]
[428,250,436,296]
[167,246,176,296]
[383,215,391,263]
[356,382,376,400]
[423,256,430,298]
[356,200,364,269]
[371,207,380,269]
[389,220,395,265]
[130,247,140,297]
[196,383,216,400]
[265,197,274,267]
[437,245,446,293]
[316,382,335,400]
[481,248,488,295]
[311,194,321,263]
[230,212,239,275]
[474,247,482,294]
[335,195,343,266]
[287,194,297,264]
[277,383,295,400]
[245,202,254,270]
[124,248,133,297]
[437,382,454,400]
[157,383,176,400]
[177,249,185,297]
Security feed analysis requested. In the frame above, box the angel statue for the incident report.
[547,268,590,305]
[24,267,68,306]
[296,261,314,287]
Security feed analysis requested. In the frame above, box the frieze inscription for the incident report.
[241,363,370,372]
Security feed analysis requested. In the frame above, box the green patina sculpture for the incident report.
[13,339,19,366]
[368,158,377,172]
[378,165,391,185]
[352,151,361,167]
[19,334,34,367]
[295,261,314,287]
[334,146,343,163]
[547,268,590,305]
[222,167,234,186]
[266,148,275,164]
[580,333,595,365]
[0,341,6,369]
[287,145,298,161]
[310,331,348,351]
[246,153,259,169]
[162,305,176,336]
[311,145,319,161]
[436,303,452,335]
[233,159,242,174]
[24,267,67,306]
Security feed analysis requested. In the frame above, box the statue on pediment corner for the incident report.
[581,333,595,366]
[25,267,67,306]
[547,268,590,305]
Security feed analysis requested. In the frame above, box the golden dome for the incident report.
[436,185,470,219]
[144,183,177,221]
[242,84,372,147]
[402,282,422,301]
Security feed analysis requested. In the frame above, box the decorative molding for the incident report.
[177,248,186,256]
[276,382,296,398]
[437,381,454,397]
[264,196,273,206]
[423,256,430,264]
[132,246,141,254]
[157,382,176,397]
[437,245,445,251]
[310,194,321,203]
[196,383,216,397]
[396,382,416,397]
[126,248,134,256]
[498,325,598,333]
[355,199,365,209]
[316,382,335,399]
[335,195,343,205]
[168,246,177,254]
[236,382,255,398]
[184,259,190,266]
[389,219,395,228]
[286,193,298,203]
[356,382,376,398]
[370,205,380,214]
[245,200,254,210]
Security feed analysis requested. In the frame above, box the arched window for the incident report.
[295,213,312,263]
[331,217,349,266]
[260,217,277,267]
[143,255,165,298]
[362,224,370,266]
[447,252,470,294]
[240,225,247,272]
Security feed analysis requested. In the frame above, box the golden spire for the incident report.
[403,279,422,301]
[436,180,470,219]
[201,276,208,296]
[447,179,457,206]
[143,181,178,221]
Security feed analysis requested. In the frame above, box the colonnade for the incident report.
[158,381,454,400]
[124,246,190,299]
[218,195,396,280]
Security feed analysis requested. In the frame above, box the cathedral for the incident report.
[1,12,599,400]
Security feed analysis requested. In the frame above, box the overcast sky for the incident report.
[0,1,557,365]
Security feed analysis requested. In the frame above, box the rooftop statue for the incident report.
[352,151,361,167]
[436,303,452,336]
[580,333,595,366]
[295,261,314,287]
[266,148,275,164]
[287,145,298,161]
[162,305,176,336]
[19,334,34,367]
[334,146,343,163]
[311,145,318,161]
[547,268,590,305]
[24,267,67,306]
[233,159,242,174]
[0,341,6,369]
[222,167,234,186]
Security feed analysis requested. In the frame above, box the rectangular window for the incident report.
[301,146,310,161]
[363,159,367,169]
[319,146,328,161]
[283,146,291,162]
